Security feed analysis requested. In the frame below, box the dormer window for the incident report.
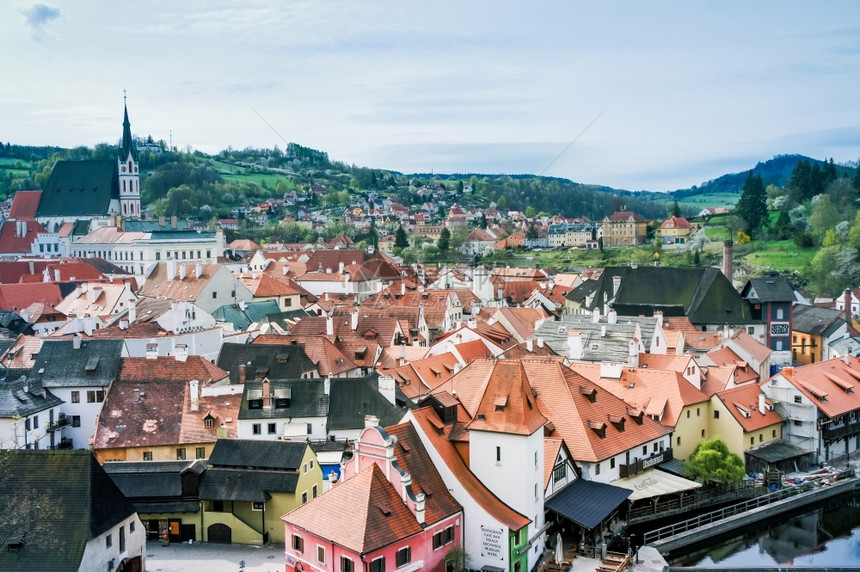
[579,386,597,403]
[204,416,215,429]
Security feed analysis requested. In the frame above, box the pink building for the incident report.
[282,421,463,572]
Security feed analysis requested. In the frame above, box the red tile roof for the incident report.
[8,190,42,218]
[776,356,860,418]
[283,463,423,553]
[715,383,782,432]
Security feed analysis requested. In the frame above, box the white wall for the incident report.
[77,513,146,572]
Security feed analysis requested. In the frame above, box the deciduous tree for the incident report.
[685,437,745,486]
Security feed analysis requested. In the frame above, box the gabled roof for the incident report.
[464,361,548,436]
[0,282,65,313]
[283,463,423,553]
[408,406,530,531]
[604,211,645,223]
[255,335,356,376]
[103,459,206,510]
[742,275,795,303]
[0,374,63,418]
[327,373,413,431]
[0,218,49,255]
[792,304,844,337]
[208,438,307,471]
[38,160,119,217]
[239,378,328,421]
[774,356,860,419]
[8,190,42,218]
[216,343,318,382]
[0,450,136,571]
[30,338,123,388]
[715,383,782,432]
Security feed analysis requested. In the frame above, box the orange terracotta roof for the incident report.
[777,357,860,418]
[408,407,530,531]
[715,383,782,432]
[465,361,547,436]
[283,463,423,553]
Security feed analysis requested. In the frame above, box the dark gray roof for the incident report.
[531,314,657,363]
[0,450,136,571]
[208,438,307,471]
[792,304,844,337]
[0,375,63,418]
[744,439,811,463]
[576,266,756,326]
[103,460,206,498]
[217,343,318,382]
[133,501,200,514]
[29,338,124,388]
[213,301,282,331]
[545,478,631,530]
[123,220,192,232]
[239,378,328,421]
[38,160,119,217]
[742,276,796,303]
[199,468,299,501]
[327,373,412,431]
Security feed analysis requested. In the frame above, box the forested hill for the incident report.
[0,139,851,220]
[672,154,854,199]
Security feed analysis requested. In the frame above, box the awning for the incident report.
[610,468,701,501]
[744,439,811,463]
[545,479,631,530]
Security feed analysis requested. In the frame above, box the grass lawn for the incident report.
[740,240,816,273]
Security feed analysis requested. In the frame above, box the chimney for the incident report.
[146,343,158,359]
[758,392,765,415]
[592,307,601,323]
[54,269,61,282]
[171,215,178,229]
[326,315,334,336]
[167,259,177,281]
[537,337,544,348]
[722,239,733,282]
[238,364,247,383]
[401,281,406,296]
[414,492,426,525]
[351,308,359,331]
[339,261,344,274]
[42,267,50,283]
[365,415,380,428]
[175,344,188,362]
[190,379,199,412]
[89,285,102,304]
[527,338,534,352]
[129,301,137,323]
[196,263,203,279]
[607,307,617,325]
[119,319,129,330]
[567,330,583,360]
[324,374,331,396]
[844,289,852,324]
[72,334,82,350]
[612,275,622,296]
[28,258,34,274]
[111,212,117,227]
[159,215,165,227]
[179,263,187,280]
[262,378,271,408]
[378,374,396,405]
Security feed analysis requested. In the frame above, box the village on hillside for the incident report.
[3,106,860,572]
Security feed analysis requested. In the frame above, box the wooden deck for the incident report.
[595,551,629,572]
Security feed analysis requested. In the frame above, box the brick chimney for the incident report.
[844,289,852,324]
[262,377,271,408]
[722,239,733,282]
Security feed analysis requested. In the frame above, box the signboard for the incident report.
[481,525,505,561]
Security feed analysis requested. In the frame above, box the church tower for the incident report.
[117,94,141,219]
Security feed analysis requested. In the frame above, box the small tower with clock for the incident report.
[118,91,141,219]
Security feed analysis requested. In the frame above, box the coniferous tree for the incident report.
[734,171,768,238]
[394,225,409,249]
[438,227,451,253]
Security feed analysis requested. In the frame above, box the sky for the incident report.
[2,1,860,192]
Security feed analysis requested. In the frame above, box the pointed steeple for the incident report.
[119,91,138,161]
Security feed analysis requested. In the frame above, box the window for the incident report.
[696,408,700,416]
[130,521,135,534]
[642,446,647,455]
[686,410,690,419]
[496,446,501,463]
[595,463,601,475]
[433,526,455,549]
[212,292,217,299]
[794,419,802,427]
[292,534,304,553]
[252,423,261,435]
[773,429,777,438]
[143,451,153,461]
[303,463,308,474]
[677,436,681,446]
[306,423,313,434]
[751,437,755,446]
[176,448,186,460]
[534,451,538,467]
[794,395,802,404]
[252,502,264,511]
[714,410,720,419]
[534,483,538,499]
[748,326,755,334]
[701,429,705,437]
[553,464,566,482]
[71,391,80,403]
[396,546,411,566]
[318,546,326,564]
[204,417,214,429]
[340,557,354,572]
[759,433,764,442]
[196,447,206,459]
[267,423,276,435]
[302,491,308,504]
[370,557,385,572]
[71,415,81,427]
[309,460,314,470]
[120,525,125,552]
[106,534,112,548]
[312,484,318,498]
[610,458,615,469]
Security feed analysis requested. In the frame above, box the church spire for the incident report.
[119,90,137,161]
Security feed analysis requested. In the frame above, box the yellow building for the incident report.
[709,384,783,461]
[655,216,695,244]
[601,211,648,246]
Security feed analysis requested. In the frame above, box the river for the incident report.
[668,492,860,566]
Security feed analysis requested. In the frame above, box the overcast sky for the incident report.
[2,1,859,191]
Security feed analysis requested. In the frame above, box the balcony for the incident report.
[821,419,860,442]
[619,448,673,478]
[46,414,71,433]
